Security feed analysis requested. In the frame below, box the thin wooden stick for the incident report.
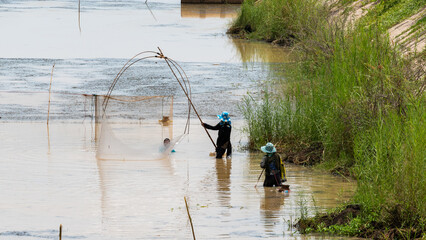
[254,168,264,188]
[145,2,157,21]
[47,124,51,154]
[59,224,62,240]
[78,0,81,32]
[184,197,196,240]
[47,63,55,125]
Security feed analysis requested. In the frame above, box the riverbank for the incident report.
[229,0,425,238]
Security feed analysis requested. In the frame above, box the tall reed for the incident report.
[354,102,425,228]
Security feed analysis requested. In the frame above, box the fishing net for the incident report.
[95,95,185,160]
[95,50,194,160]
[0,91,100,122]
[95,95,186,160]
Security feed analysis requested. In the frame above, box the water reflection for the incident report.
[181,4,239,18]
[230,38,295,63]
[215,158,232,209]
[261,188,285,234]
[96,157,181,238]
[1,0,293,63]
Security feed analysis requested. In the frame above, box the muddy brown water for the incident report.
[0,121,356,239]
[0,1,357,239]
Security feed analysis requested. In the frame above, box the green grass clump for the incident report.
[229,0,329,44]
[240,89,320,151]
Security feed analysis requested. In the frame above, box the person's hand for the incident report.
[201,123,205,127]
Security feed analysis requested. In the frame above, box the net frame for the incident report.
[102,50,192,134]
[96,49,195,160]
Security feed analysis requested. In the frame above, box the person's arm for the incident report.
[202,122,220,130]
[260,156,267,168]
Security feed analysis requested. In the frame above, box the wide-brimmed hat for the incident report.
[261,142,276,153]
[217,111,231,123]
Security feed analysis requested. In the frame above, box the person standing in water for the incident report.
[260,142,284,187]
[202,111,232,159]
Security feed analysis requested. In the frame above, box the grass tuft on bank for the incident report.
[232,0,425,238]
[227,0,330,44]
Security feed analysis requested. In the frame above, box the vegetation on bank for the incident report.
[360,0,426,29]
[227,0,330,44]
[231,0,425,238]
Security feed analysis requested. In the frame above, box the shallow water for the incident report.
[0,1,357,239]
[0,121,355,239]
[0,59,273,121]
[0,0,289,62]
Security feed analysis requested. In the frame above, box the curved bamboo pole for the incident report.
[102,49,216,148]
[159,53,216,148]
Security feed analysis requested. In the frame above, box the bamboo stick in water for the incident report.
[47,63,55,125]
[184,197,196,240]
[59,224,62,240]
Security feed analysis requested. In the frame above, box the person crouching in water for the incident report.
[202,111,232,159]
[160,138,175,153]
[260,142,283,187]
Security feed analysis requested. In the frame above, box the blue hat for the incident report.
[217,111,231,123]
[261,142,276,153]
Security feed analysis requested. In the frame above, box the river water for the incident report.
[0,1,356,239]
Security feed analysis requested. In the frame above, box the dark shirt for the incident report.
[204,121,232,148]
[260,153,281,176]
